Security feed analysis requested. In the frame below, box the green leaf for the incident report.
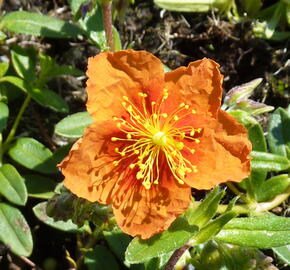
[113,26,122,51]
[184,187,224,227]
[38,53,84,86]
[250,151,290,172]
[33,202,82,232]
[0,11,84,38]
[104,230,132,262]
[0,101,8,132]
[0,75,30,93]
[256,174,290,202]
[78,5,107,49]
[215,215,290,248]
[272,245,290,265]
[55,112,93,138]
[0,76,69,112]
[154,0,233,13]
[11,46,36,81]
[193,211,237,245]
[0,164,27,206]
[8,138,58,174]
[68,0,87,15]
[23,174,56,199]
[84,245,120,270]
[29,88,69,113]
[0,202,33,256]
[0,62,9,77]
[268,107,290,159]
[125,217,198,264]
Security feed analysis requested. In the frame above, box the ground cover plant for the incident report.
[0,0,289,269]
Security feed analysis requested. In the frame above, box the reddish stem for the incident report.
[102,1,114,51]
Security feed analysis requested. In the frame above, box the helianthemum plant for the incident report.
[59,50,251,239]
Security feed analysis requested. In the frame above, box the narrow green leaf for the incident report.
[268,107,290,159]
[55,112,93,138]
[250,151,290,172]
[11,46,36,81]
[0,164,27,206]
[256,174,290,202]
[0,75,30,93]
[23,174,56,199]
[154,0,232,13]
[33,202,82,232]
[0,11,84,38]
[0,62,9,77]
[113,26,122,51]
[272,245,290,265]
[84,246,120,270]
[125,217,198,264]
[216,215,290,248]
[0,76,68,112]
[0,203,33,256]
[0,101,9,132]
[29,88,69,113]
[8,138,58,174]
[193,211,237,244]
[184,187,224,227]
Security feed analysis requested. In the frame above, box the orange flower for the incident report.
[59,50,251,239]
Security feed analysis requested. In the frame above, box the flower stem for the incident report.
[226,182,252,204]
[164,243,191,270]
[101,1,114,51]
[2,95,31,152]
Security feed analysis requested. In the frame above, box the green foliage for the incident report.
[84,245,120,270]
[0,11,84,38]
[0,102,8,132]
[23,174,57,199]
[215,215,290,248]
[0,203,33,257]
[125,188,236,264]
[8,138,58,174]
[55,112,93,138]
[0,164,27,206]
[33,202,83,232]
[268,107,290,159]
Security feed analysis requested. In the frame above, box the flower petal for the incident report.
[183,110,251,189]
[59,124,120,203]
[86,50,165,122]
[112,169,191,239]
[164,58,223,118]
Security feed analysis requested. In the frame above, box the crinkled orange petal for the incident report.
[164,58,223,118]
[59,123,120,203]
[86,50,165,122]
[112,167,191,239]
[183,110,251,189]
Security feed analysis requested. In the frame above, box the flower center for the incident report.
[111,89,201,189]
[152,131,167,146]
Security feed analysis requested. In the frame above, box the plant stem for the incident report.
[2,95,31,152]
[164,243,191,270]
[253,186,290,214]
[226,182,252,204]
[102,1,114,51]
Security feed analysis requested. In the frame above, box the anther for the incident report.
[174,115,179,121]
[123,96,129,101]
[191,109,196,114]
[111,137,118,142]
